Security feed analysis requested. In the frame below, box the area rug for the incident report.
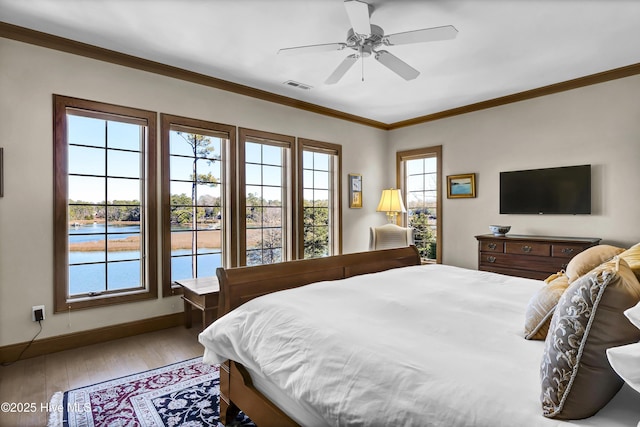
[48,357,254,427]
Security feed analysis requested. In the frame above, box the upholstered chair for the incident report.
[369,223,414,251]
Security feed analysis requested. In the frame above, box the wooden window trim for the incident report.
[238,128,296,266]
[53,94,158,312]
[297,138,343,259]
[160,114,236,296]
[396,145,443,263]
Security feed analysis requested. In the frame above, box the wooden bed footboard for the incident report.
[215,246,421,425]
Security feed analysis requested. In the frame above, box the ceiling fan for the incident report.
[278,0,458,84]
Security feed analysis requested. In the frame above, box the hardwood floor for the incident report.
[0,325,203,426]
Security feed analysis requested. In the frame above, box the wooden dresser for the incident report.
[475,234,600,280]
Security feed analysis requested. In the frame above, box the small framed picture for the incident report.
[349,173,362,208]
[447,173,476,199]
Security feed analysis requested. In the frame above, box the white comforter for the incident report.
[199,264,640,427]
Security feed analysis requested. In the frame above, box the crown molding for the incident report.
[2,22,640,131]
[388,62,640,130]
[0,22,389,130]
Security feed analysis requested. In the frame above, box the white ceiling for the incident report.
[2,0,640,125]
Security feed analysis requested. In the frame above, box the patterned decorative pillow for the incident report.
[565,244,625,283]
[620,242,640,281]
[540,257,640,419]
[524,274,569,340]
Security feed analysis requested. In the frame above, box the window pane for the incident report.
[196,230,221,254]
[69,176,105,204]
[198,159,221,183]
[246,228,262,249]
[303,150,313,168]
[262,187,282,206]
[68,205,102,227]
[170,181,194,202]
[314,152,329,171]
[314,171,329,189]
[246,187,262,206]
[107,260,141,290]
[406,159,424,175]
[69,236,106,263]
[69,264,106,295]
[170,131,196,157]
[107,234,140,260]
[107,150,140,178]
[424,157,437,174]
[68,145,105,176]
[314,190,329,204]
[263,207,282,228]
[262,145,282,166]
[245,163,262,185]
[245,142,261,163]
[68,115,105,147]
[107,178,140,202]
[196,254,219,277]
[262,165,282,186]
[107,121,141,151]
[407,174,424,192]
[169,156,194,181]
[171,254,193,282]
[196,183,219,203]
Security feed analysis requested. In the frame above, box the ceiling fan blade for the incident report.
[344,0,371,36]
[374,50,420,81]
[384,25,458,46]
[278,42,347,55]
[325,54,359,85]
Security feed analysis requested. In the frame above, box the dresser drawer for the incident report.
[505,241,550,257]
[480,252,565,273]
[552,243,590,258]
[480,240,504,252]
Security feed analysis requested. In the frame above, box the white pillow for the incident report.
[606,343,640,395]
[606,300,640,397]
[624,300,640,330]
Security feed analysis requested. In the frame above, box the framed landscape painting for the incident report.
[447,173,476,198]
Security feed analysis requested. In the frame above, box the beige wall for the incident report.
[389,74,640,269]
[0,38,388,346]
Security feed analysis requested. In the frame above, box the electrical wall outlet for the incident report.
[32,305,45,322]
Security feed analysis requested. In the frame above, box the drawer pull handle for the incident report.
[561,248,574,254]
[487,256,496,263]
[561,263,568,269]
[522,245,532,253]
[488,243,497,250]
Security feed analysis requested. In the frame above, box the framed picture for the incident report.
[348,173,362,208]
[447,173,476,198]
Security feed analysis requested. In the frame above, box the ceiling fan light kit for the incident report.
[278,0,458,85]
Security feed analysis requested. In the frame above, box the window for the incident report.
[397,146,442,262]
[161,115,235,295]
[53,95,157,311]
[298,139,342,259]
[238,128,295,266]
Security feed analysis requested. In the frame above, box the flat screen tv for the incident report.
[500,165,591,214]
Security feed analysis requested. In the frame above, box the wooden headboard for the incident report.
[215,246,421,317]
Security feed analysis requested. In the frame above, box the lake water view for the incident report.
[69,223,221,295]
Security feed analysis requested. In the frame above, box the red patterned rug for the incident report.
[48,357,253,427]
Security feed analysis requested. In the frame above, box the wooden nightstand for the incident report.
[175,276,220,330]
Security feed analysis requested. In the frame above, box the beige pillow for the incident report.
[619,242,640,281]
[565,244,625,283]
[540,257,640,419]
[524,274,569,340]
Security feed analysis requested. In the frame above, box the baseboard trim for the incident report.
[0,312,184,364]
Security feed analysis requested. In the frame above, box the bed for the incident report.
[198,246,640,427]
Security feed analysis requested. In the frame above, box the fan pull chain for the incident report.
[361,55,365,82]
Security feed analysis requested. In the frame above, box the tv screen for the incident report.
[500,165,591,214]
